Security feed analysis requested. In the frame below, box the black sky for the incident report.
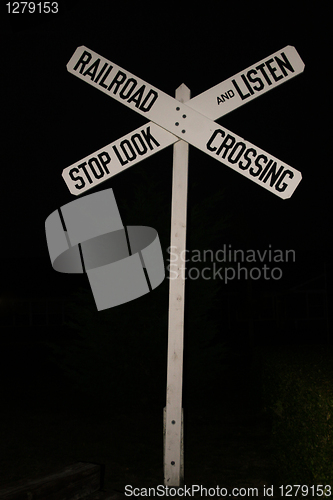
[1,2,331,299]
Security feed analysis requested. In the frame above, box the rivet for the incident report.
[176,107,180,111]
[182,114,186,118]
[182,130,186,133]
[172,420,176,424]
[175,122,179,126]
[171,461,175,466]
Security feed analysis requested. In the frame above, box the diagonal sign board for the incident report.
[64,46,304,199]
[62,122,176,194]
[186,45,305,120]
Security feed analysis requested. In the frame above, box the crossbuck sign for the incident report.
[64,45,304,199]
[64,45,304,486]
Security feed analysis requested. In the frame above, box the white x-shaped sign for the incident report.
[63,46,304,199]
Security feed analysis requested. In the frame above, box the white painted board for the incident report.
[62,123,176,195]
[187,46,305,120]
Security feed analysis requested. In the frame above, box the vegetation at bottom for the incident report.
[259,345,333,496]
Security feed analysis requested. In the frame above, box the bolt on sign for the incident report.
[60,45,305,486]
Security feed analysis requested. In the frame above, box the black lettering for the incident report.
[275,52,295,77]
[228,142,247,164]
[128,85,145,107]
[88,158,104,179]
[119,78,137,99]
[206,129,225,152]
[216,134,236,158]
[241,74,255,95]
[238,148,256,170]
[250,154,267,177]
[73,51,92,74]
[259,159,273,180]
[112,145,128,166]
[97,152,111,174]
[275,169,294,192]
[262,162,284,186]
[131,133,148,155]
[99,66,113,89]
[69,168,85,189]
[266,58,283,82]
[78,162,93,184]
[256,63,272,85]
[247,69,264,91]
[217,91,234,105]
[232,78,250,100]
[94,62,109,83]
[139,89,158,112]
[107,71,127,94]
[141,126,160,150]
[83,58,101,81]
[120,140,137,162]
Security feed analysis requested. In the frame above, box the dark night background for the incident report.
[0,0,332,493]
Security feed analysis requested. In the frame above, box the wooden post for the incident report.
[164,83,190,487]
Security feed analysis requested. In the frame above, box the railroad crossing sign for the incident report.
[64,45,304,199]
[63,45,304,487]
